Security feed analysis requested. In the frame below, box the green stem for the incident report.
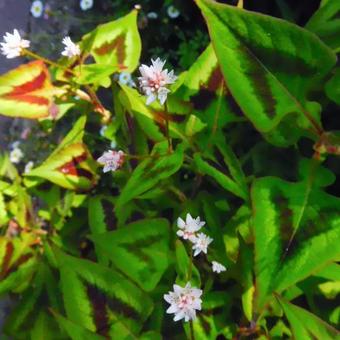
[23,49,75,75]
[187,247,193,282]
[189,320,195,340]
[164,102,173,153]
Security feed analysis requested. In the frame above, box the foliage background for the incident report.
[0,0,339,339]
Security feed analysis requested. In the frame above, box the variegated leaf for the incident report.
[0,61,54,119]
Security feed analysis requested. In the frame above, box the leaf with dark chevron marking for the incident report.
[82,10,141,72]
[90,218,170,292]
[195,0,337,145]
[55,248,153,337]
[26,116,97,190]
[0,61,55,119]
[252,177,340,312]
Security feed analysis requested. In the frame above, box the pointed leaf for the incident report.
[53,312,104,340]
[82,10,141,72]
[27,116,97,190]
[252,177,340,311]
[194,153,247,200]
[55,249,153,335]
[277,296,340,340]
[306,1,340,52]
[119,85,188,142]
[195,0,336,145]
[90,218,170,291]
[116,142,184,209]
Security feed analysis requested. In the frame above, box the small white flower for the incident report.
[61,36,80,58]
[177,213,205,242]
[192,233,213,257]
[97,150,124,173]
[9,148,24,164]
[212,261,226,273]
[138,58,177,105]
[24,161,34,174]
[0,29,30,59]
[167,5,180,19]
[164,282,202,322]
[118,72,136,87]
[11,141,21,149]
[147,12,158,19]
[99,125,107,137]
[110,139,117,149]
[80,0,93,11]
[30,0,44,18]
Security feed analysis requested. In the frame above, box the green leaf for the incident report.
[30,311,63,340]
[116,142,184,209]
[119,85,188,142]
[55,248,154,335]
[27,116,97,190]
[0,257,37,295]
[88,196,116,264]
[277,296,340,340]
[53,311,104,340]
[4,263,45,334]
[306,1,340,52]
[175,44,219,100]
[0,61,54,119]
[194,153,247,200]
[175,44,240,131]
[325,68,340,105]
[60,266,96,332]
[74,64,119,87]
[252,177,340,311]
[216,136,249,200]
[239,240,254,322]
[90,218,170,291]
[223,205,252,263]
[195,0,336,145]
[82,10,141,72]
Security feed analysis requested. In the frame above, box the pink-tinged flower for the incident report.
[138,58,177,105]
[0,29,30,59]
[212,261,226,273]
[177,213,205,242]
[61,37,80,58]
[97,150,124,173]
[164,282,202,322]
[192,233,213,257]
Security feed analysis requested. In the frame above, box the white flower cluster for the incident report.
[164,282,202,322]
[177,213,213,257]
[61,37,81,58]
[138,58,177,105]
[0,29,30,59]
[97,150,125,173]
[164,213,227,323]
